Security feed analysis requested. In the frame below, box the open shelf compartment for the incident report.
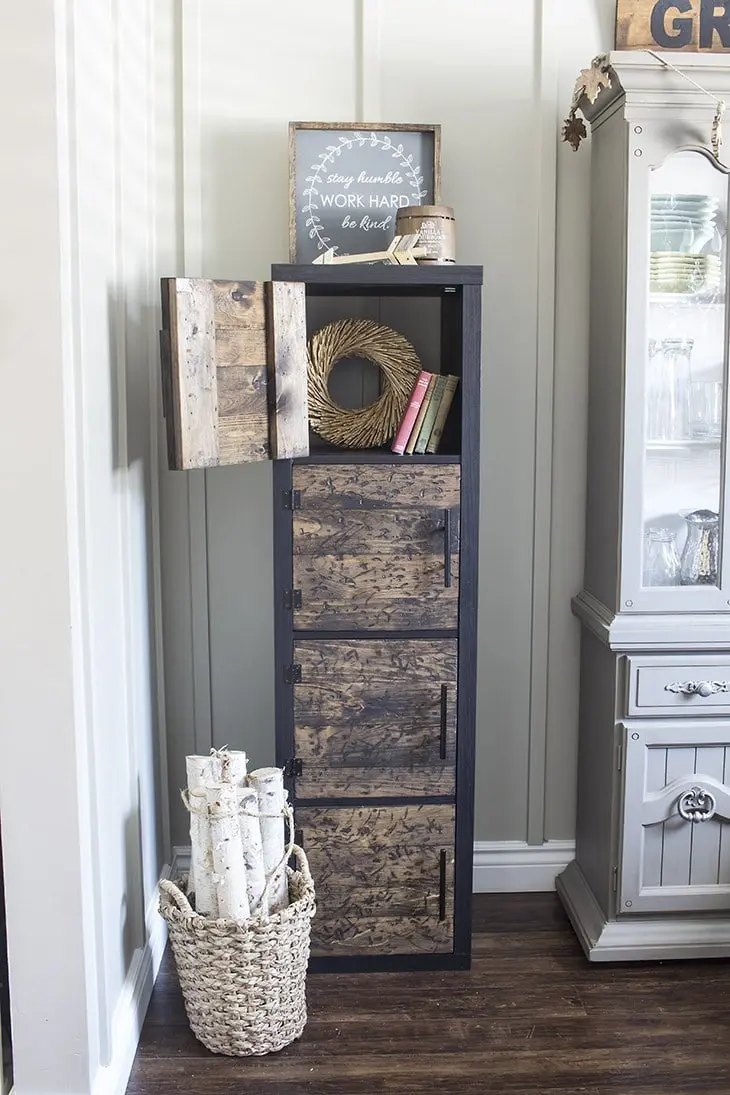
[271,264,482,461]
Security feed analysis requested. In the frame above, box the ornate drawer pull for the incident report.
[678,786,717,823]
[665,680,730,698]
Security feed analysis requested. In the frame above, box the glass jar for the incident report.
[662,338,694,441]
[643,527,681,587]
[646,338,694,442]
[680,509,720,586]
[688,378,723,440]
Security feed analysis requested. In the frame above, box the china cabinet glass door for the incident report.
[629,148,729,610]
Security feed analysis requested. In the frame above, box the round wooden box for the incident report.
[395,205,456,264]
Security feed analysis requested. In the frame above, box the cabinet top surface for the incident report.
[608,50,730,71]
[271,264,483,288]
[582,52,730,127]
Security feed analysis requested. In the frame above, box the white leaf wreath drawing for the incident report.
[301,131,428,253]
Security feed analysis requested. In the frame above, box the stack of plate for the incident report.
[651,193,718,256]
[650,253,722,294]
[651,194,723,293]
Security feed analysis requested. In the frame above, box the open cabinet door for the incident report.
[159,279,309,469]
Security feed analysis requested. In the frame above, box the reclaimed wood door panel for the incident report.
[311,916,454,956]
[293,510,461,556]
[312,865,454,920]
[299,803,454,845]
[298,765,453,798]
[298,804,455,955]
[304,842,452,886]
[294,464,461,508]
[293,639,457,799]
[306,845,455,917]
[159,278,308,468]
[291,464,460,630]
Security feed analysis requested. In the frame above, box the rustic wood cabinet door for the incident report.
[297,804,455,955]
[159,278,309,468]
[291,464,460,630]
[293,638,457,799]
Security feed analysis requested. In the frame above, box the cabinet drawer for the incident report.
[291,464,460,630]
[297,804,455,956]
[620,721,730,915]
[625,655,730,717]
[293,639,457,799]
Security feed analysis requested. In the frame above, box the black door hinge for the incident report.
[284,757,303,778]
[284,663,302,684]
[283,589,302,611]
[282,489,301,510]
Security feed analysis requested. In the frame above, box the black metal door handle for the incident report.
[440,685,448,760]
[439,850,447,921]
[443,508,452,587]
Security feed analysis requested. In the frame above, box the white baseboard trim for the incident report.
[90,865,170,1095]
[171,845,191,876]
[472,840,575,893]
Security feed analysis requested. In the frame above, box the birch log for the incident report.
[207,783,250,921]
[238,785,267,915]
[210,748,248,786]
[249,767,289,913]
[185,755,217,916]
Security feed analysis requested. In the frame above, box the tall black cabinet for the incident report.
[271,264,482,972]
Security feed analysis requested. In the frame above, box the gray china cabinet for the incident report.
[558,53,730,961]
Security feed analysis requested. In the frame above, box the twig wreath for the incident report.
[307,318,422,448]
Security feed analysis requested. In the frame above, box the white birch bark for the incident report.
[207,783,250,921]
[185,754,217,916]
[238,785,267,915]
[249,767,289,913]
[210,748,248,786]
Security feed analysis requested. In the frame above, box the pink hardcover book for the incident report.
[391,371,432,454]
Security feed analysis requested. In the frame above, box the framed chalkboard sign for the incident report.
[289,122,441,263]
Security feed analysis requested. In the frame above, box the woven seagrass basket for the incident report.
[159,845,316,1056]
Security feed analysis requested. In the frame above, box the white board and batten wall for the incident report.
[159,0,617,893]
[0,3,616,1094]
[0,1,179,1094]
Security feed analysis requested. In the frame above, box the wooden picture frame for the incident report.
[289,122,441,263]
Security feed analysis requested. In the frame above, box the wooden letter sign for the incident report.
[617,1,730,51]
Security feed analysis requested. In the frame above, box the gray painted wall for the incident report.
[159,0,617,850]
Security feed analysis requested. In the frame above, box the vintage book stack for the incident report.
[392,371,460,455]
[160,263,483,972]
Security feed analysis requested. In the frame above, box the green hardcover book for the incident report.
[426,375,459,453]
[414,375,446,454]
[405,373,437,454]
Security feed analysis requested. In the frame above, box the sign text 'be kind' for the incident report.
[617,1,730,51]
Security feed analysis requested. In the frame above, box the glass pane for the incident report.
[643,151,727,590]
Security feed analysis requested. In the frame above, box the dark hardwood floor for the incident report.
[128,893,730,1094]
